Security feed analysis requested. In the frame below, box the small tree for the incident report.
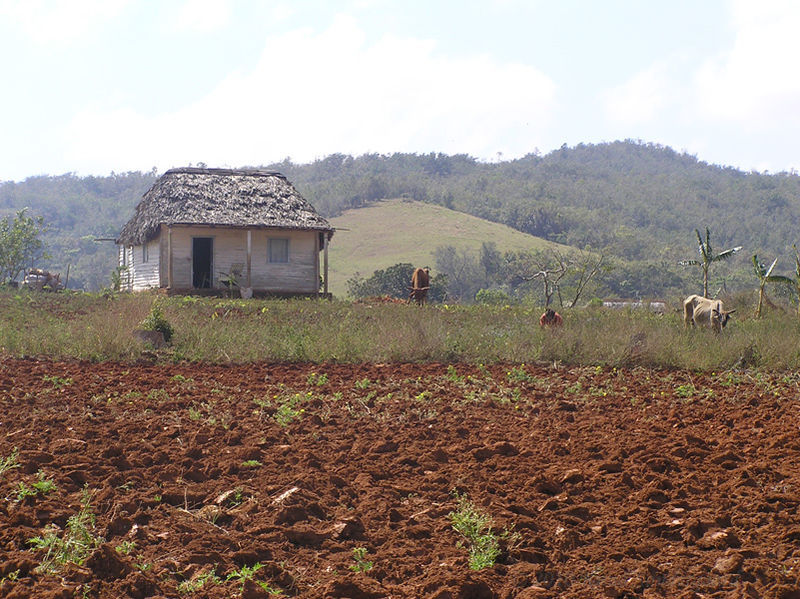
[347,263,446,302]
[502,249,568,307]
[0,209,49,284]
[783,245,800,320]
[347,263,416,299]
[752,255,793,318]
[679,228,741,298]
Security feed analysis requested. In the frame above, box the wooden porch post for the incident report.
[323,232,329,297]
[246,229,252,288]
[167,226,173,290]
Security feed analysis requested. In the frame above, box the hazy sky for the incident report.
[2,0,799,181]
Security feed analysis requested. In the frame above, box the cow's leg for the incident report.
[683,301,693,329]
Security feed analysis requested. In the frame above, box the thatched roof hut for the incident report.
[117,167,333,246]
[116,167,334,297]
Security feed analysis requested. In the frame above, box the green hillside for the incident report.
[327,198,562,297]
[4,141,800,298]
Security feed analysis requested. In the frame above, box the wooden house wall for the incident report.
[166,226,320,293]
[131,239,160,291]
[118,245,134,291]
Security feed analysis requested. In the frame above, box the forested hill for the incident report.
[270,141,800,264]
[2,140,800,294]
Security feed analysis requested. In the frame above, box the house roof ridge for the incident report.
[164,167,287,179]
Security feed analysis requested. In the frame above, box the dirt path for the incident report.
[1,359,799,598]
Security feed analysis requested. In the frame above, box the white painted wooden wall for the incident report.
[121,226,322,293]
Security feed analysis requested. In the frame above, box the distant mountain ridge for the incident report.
[2,140,799,294]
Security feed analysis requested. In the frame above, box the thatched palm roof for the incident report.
[117,167,333,245]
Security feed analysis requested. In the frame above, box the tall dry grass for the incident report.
[1,289,798,370]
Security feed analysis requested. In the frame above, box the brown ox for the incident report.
[408,267,430,305]
[683,295,735,333]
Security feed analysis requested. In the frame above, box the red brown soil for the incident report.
[1,359,799,598]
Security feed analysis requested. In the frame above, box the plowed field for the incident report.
[1,358,800,598]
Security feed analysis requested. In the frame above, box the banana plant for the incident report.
[679,228,741,298]
[752,255,793,318]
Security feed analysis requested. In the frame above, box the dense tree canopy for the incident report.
[3,141,800,297]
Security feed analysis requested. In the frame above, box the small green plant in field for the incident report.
[446,364,465,384]
[274,392,309,426]
[28,488,103,574]
[307,371,328,386]
[178,567,222,594]
[115,540,136,555]
[675,383,696,399]
[0,448,20,476]
[507,365,534,384]
[274,402,303,426]
[228,487,245,507]
[134,557,152,572]
[147,388,170,402]
[349,547,373,573]
[226,563,281,594]
[140,301,174,342]
[449,493,501,571]
[717,371,745,387]
[241,459,262,468]
[565,381,583,394]
[16,470,57,502]
[188,406,202,420]
[354,378,371,390]
[43,374,72,388]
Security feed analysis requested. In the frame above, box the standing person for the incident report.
[539,307,563,328]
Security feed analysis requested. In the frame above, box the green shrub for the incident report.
[475,288,513,305]
[140,301,174,342]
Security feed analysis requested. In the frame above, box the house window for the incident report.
[142,243,149,263]
[268,238,289,263]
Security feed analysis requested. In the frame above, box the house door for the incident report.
[192,237,213,288]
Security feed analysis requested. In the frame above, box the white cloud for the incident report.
[694,0,800,128]
[602,63,673,125]
[171,0,231,33]
[63,14,557,172]
[0,0,129,44]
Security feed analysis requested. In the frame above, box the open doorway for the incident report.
[192,237,213,288]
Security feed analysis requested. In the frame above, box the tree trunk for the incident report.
[755,285,764,318]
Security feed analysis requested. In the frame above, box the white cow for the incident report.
[683,295,735,333]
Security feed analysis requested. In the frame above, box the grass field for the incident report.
[327,198,564,297]
[1,288,799,370]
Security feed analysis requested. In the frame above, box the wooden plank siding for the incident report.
[118,241,160,291]
[146,225,320,293]
[133,239,160,290]
[119,245,134,291]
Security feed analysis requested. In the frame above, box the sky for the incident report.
[1,0,799,182]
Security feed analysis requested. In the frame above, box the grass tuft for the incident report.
[28,488,103,574]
